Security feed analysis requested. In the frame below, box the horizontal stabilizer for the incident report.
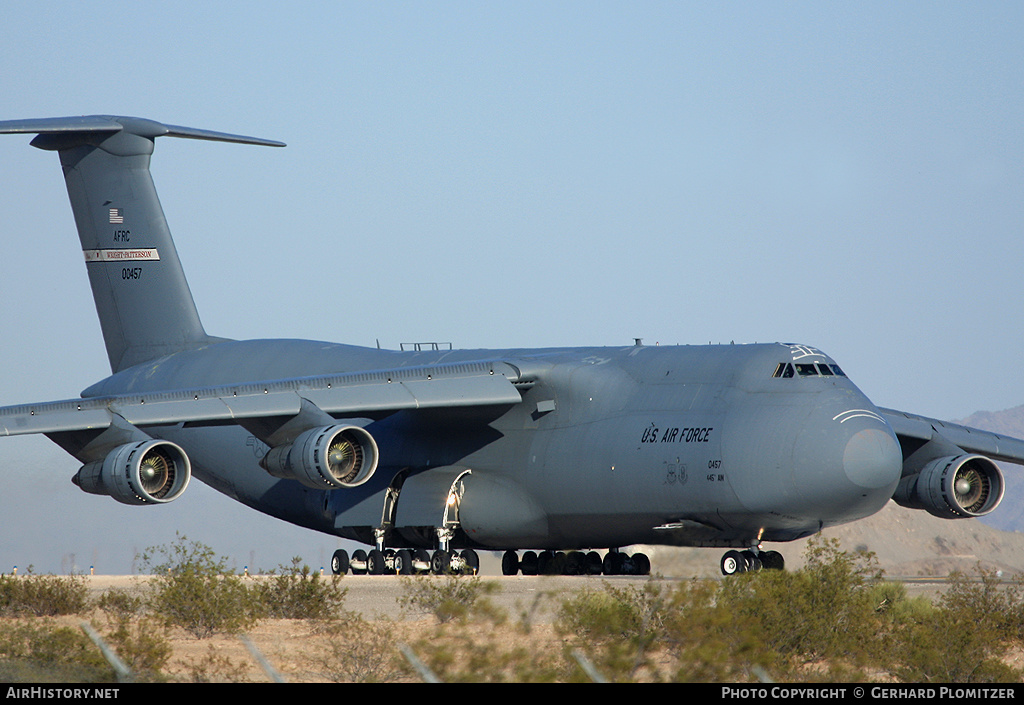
[0,115,284,371]
[0,115,285,148]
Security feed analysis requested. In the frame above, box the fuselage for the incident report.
[78,338,903,551]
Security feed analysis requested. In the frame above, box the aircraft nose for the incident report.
[793,411,902,524]
[842,425,903,492]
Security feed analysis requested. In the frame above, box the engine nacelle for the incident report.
[893,454,1004,519]
[74,440,191,505]
[261,425,378,490]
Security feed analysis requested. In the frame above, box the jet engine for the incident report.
[74,440,191,505]
[261,425,378,489]
[893,454,1004,519]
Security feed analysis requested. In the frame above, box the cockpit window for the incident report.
[772,361,847,378]
[772,363,795,378]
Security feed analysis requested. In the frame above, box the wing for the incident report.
[1,359,526,463]
[880,407,1024,466]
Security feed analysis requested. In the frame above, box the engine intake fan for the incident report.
[261,425,378,489]
[74,440,191,505]
[894,454,1004,519]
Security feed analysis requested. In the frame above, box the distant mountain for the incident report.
[959,404,1024,534]
[647,501,1024,578]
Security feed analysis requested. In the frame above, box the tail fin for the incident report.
[0,116,284,372]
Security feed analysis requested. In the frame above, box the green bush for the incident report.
[318,613,403,683]
[97,587,145,622]
[715,537,885,669]
[255,557,348,621]
[0,571,90,617]
[893,568,1024,683]
[398,576,502,625]
[401,581,564,683]
[101,616,172,682]
[0,621,112,682]
[557,581,668,681]
[139,534,258,639]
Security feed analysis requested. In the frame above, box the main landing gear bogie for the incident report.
[719,548,785,576]
[330,548,480,576]
[501,549,651,576]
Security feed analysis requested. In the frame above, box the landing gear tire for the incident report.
[741,550,762,572]
[351,549,368,575]
[585,551,603,575]
[633,552,651,576]
[721,550,746,576]
[415,549,431,573]
[431,549,451,575]
[603,551,623,576]
[760,550,785,571]
[331,549,349,576]
[501,550,519,575]
[367,549,386,575]
[395,549,415,575]
[565,551,585,576]
[520,551,538,576]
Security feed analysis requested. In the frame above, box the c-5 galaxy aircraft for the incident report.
[3,115,1024,578]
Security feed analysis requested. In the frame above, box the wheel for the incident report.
[520,551,538,576]
[430,549,451,575]
[633,552,651,576]
[585,551,603,575]
[565,551,585,576]
[760,550,785,571]
[741,550,762,572]
[395,549,415,575]
[330,549,349,575]
[602,551,623,576]
[415,549,431,573]
[720,550,746,576]
[461,549,480,575]
[351,549,367,575]
[367,549,386,575]
[537,550,554,575]
[501,550,519,576]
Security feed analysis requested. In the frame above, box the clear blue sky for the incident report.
[1,2,1022,573]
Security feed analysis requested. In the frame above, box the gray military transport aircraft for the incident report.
[3,115,1024,578]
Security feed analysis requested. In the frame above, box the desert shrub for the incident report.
[661,577,774,682]
[181,645,250,683]
[0,571,90,617]
[556,580,668,681]
[716,537,885,668]
[555,539,901,682]
[101,616,172,682]
[398,575,502,625]
[317,613,403,683]
[402,585,563,683]
[97,587,145,621]
[0,621,112,682]
[892,567,1024,683]
[403,622,565,683]
[255,557,348,621]
[139,534,259,639]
